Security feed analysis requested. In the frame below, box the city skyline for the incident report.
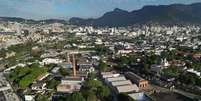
[0,0,200,20]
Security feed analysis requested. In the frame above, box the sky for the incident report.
[0,0,200,20]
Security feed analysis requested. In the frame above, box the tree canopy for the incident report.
[67,92,86,101]
[117,93,136,101]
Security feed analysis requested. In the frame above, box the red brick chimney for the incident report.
[72,54,77,77]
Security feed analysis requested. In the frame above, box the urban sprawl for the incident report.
[0,21,201,101]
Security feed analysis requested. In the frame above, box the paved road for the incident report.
[149,84,200,100]
[173,89,200,99]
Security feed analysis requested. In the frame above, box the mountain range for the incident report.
[0,3,201,26]
[69,3,201,26]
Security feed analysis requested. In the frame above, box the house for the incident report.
[41,58,63,65]
[24,95,35,101]
[125,72,148,89]
[31,82,46,91]
[51,67,60,74]
[117,49,132,55]
[78,64,95,73]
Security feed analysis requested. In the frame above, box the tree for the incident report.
[85,90,97,101]
[197,78,201,86]
[141,63,149,74]
[117,93,136,101]
[119,56,129,65]
[97,86,110,99]
[86,94,96,101]
[59,68,70,77]
[95,45,108,55]
[179,73,198,85]
[81,79,111,101]
[83,79,102,89]
[87,72,96,80]
[67,92,86,101]
[0,48,6,58]
[99,60,108,72]
[162,66,181,77]
[36,94,48,101]
[46,79,60,89]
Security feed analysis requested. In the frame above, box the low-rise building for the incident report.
[56,77,84,93]
[125,72,148,89]
[78,64,95,73]
[115,84,139,93]
[111,80,132,87]
[24,95,35,101]
[101,72,140,94]
[31,82,46,91]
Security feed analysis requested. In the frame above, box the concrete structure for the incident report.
[57,77,84,93]
[101,72,140,94]
[57,83,81,93]
[24,95,35,101]
[106,76,127,82]
[115,84,139,93]
[57,54,85,93]
[125,72,148,89]
[41,58,63,65]
[31,82,46,91]
[78,64,95,73]
[111,80,132,86]
[101,72,120,78]
[0,73,20,101]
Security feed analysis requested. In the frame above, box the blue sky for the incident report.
[0,0,200,19]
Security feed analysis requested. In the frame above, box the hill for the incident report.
[69,3,201,26]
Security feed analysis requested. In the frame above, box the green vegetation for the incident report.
[95,45,110,55]
[81,79,111,101]
[87,72,96,80]
[189,62,201,72]
[117,93,136,101]
[59,68,70,77]
[97,86,110,100]
[46,79,60,89]
[1,43,43,67]
[36,94,49,101]
[8,63,47,89]
[0,48,6,58]
[117,56,129,70]
[67,92,86,101]
[114,55,138,70]
[83,79,102,88]
[162,66,181,77]
[99,60,108,72]
[179,72,201,86]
